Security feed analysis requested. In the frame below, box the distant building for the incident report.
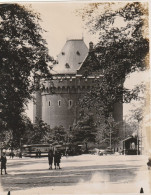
[33,39,123,129]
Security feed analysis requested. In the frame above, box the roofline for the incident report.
[77,53,88,71]
[66,39,84,42]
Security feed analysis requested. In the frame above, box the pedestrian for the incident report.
[38,150,41,158]
[48,148,53,170]
[11,151,15,159]
[36,149,38,158]
[147,157,151,170]
[9,151,14,159]
[54,149,61,169]
[0,153,7,175]
[19,151,22,158]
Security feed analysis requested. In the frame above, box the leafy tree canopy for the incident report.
[0,4,53,138]
[77,2,149,117]
[72,114,97,147]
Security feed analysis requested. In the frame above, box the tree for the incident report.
[72,114,97,150]
[25,119,50,144]
[95,116,121,149]
[0,4,53,142]
[42,126,68,144]
[77,2,149,117]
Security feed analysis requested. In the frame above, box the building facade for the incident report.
[33,39,123,129]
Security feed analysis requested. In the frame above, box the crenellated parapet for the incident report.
[40,74,103,95]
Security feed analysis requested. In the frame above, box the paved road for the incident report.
[0,154,150,194]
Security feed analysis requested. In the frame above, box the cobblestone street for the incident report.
[0,154,150,195]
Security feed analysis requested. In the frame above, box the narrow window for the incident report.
[48,101,51,107]
[69,100,72,107]
[58,100,61,107]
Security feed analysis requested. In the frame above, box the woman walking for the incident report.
[54,149,61,169]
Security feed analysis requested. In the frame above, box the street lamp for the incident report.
[137,125,139,155]
[123,116,127,155]
[20,138,23,153]
[108,115,114,150]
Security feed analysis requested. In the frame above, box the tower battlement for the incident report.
[40,75,103,94]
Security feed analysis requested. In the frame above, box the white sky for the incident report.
[24,2,95,57]
[24,2,150,121]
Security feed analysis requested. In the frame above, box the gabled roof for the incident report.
[51,39,88,75]
[77,50,100,76]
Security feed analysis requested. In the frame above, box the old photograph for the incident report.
[0,1,150,194]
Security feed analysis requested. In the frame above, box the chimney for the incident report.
[89,42,93,52]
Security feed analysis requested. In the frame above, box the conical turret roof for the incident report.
[52,39,88,75]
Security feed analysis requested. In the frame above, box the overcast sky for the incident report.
[23,2,95,58]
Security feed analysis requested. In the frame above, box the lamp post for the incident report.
[0,106,3,156]
[137,123,139,155]
[123,116,127,155]
[109,128,112,149]
[20,138,23,154]
[108,115,113,150]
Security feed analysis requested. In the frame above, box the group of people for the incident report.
[0,153,7,175]
[48,148,62,170]
[9,151,15,159]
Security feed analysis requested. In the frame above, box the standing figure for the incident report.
[54,149,61,169]
[36,149,39,158]
[48,149,53,170]
[1,153,7,175]
[19,151,22,158]
[147,157,151,170]
[11,151,15,159]
[39,150,41,158]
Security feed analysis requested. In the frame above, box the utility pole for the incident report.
[108,115,113,150]
[137,127,139,155]
[110,127,112,149]
[123,116,127,155]
[20,138,23,153]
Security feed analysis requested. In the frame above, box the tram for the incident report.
[22,144,52,157]
[22,143,83,157]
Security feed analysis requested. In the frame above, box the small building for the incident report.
[123,136,140,155]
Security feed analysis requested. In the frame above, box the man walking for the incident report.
[1,152,7,175]
[48,148,53,170]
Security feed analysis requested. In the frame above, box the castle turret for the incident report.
[34,39,123,129]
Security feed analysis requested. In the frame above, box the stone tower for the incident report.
[33,39,123,129]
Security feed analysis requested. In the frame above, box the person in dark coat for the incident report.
[54,149,61,169]
[36,149,39,158]
[39,150,41,158]
[147,157,151,169]
[1,153,7,175]
[48,149,53,170]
